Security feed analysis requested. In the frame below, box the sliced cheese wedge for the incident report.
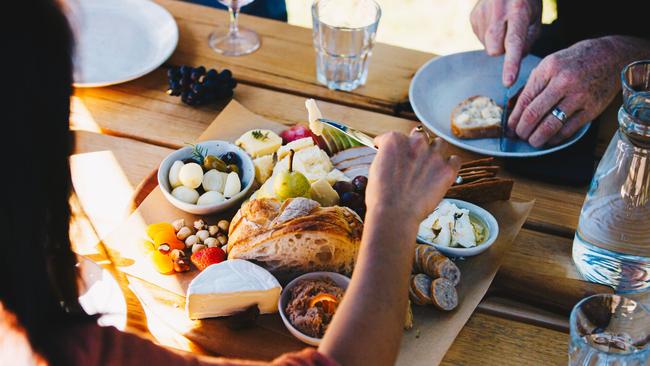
[236,130,282,158]
[305,98,324,136]
[253,154,275,185]
[186,259,281,319]
[277,137,315,160]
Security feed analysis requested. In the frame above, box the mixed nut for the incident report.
[174,218,230,253]
[146,218,231,274]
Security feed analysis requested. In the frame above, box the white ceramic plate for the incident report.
[416,199,499,257]
[409,50,591,157]
[279,272,350,346]
[72,0,178,87]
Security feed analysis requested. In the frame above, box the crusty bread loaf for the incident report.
[227,197,363,280]
[451,95,502,139]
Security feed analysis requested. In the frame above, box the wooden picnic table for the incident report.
[69,1,618,364]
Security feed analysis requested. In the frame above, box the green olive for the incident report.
[203,155,228,172]
[227,164,240,174]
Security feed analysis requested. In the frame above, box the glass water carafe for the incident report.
[573,60,650,292]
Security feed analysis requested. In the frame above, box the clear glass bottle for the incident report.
[573,60,650,293]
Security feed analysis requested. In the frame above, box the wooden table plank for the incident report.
[72,70,588,236]
[156,0,430,114]
[64,1,615,363]
[71,130,174,239]
[70,131,599,322]
[442,312,568,366]
[494,229,613,316]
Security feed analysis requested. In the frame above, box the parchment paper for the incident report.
[101,100,534,364]
[397,199,533,366]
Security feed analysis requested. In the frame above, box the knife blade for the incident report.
[499,85,524,152]
[318,118,464,184]
[500,88,510,152]
[318,118,378,150]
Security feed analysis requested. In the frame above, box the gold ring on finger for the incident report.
[415,125,433,144]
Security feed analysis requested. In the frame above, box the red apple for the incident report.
[280,125,330,154]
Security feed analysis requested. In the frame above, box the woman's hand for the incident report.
[320,131,460,366]
[507,37,624,147]
[365,131,461,223]
[470,0,542,86]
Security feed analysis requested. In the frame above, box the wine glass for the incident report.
[209,0,260,56]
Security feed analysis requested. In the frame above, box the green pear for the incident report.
[273,150,310,200]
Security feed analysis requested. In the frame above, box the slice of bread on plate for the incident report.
[450,95,503,139]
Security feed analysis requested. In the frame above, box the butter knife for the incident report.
[499,86,524,152]
[500,88,510,152]
[318,118,377,151]
[318,118,463,184]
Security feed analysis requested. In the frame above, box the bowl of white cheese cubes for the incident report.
[158,140,255,215]
[417,199,498,257]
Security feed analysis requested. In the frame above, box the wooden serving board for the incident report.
[101,100,534,365]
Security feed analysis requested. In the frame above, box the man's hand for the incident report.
[366,130,461,223]
[507,37,626,147]
[470,0,542,86]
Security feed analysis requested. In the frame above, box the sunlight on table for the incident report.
[70,151,135,241]
[70,96,102,133]
[286,0,557,55]
[129,281,198,353]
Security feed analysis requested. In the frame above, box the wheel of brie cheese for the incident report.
[186,259,282,320]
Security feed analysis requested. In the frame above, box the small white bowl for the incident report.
[157,140,255,215]
[278,272,350,346]
[416,198,499,257]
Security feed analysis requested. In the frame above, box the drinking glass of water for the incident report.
[209,0,260,56]
[311,0,381,91]
[569,294,649,365]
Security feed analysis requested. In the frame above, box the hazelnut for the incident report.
[193,219,207,231]
[196,230,210,242]
[217,220,230,233]
[217,234,228,245]
[192,243,207,254]
[185,234,199,248]
[176,226,193,241]
[208,225,219,237]
[158,243,171,255]
[171,219,185,232]
[204,237,218,248]
[170,249,190,272]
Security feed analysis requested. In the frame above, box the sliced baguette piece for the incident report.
[451,95,503,139]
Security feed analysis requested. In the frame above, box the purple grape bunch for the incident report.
[167,65,237,106]
[333,176,368,219]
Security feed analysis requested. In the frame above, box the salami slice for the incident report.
[413,244,461,286]
[430,258,461,286]
[409,274,433,306]
[430,278,458,311]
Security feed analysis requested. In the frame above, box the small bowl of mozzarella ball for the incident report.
[158,140,255,215]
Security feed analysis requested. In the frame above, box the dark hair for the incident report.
[1,0,90,362]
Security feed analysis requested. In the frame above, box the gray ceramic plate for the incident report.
[409,50,591,157]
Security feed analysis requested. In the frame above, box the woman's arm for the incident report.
[319,131,460,366]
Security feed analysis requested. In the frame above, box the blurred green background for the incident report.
[286,0,557,55]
